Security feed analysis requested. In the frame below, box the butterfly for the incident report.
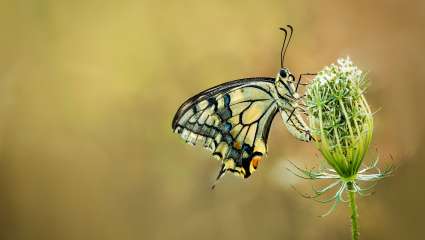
[172,25,315,186]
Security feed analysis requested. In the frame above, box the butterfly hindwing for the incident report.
[172,78,278,178]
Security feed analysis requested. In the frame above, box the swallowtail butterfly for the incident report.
[172,25,314,186]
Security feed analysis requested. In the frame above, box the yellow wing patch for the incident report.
[172,78,278,180]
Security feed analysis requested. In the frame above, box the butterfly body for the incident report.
[172,26,313,183]
[272,69,311,142]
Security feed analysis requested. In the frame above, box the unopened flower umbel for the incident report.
[289,57,393,240]
[307,57,372,178]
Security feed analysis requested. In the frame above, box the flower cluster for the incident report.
[316,57,363,86]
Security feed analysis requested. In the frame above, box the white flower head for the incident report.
[313,56,363,87]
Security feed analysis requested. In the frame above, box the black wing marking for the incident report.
[172,77,278,179]
[172,77,275,129]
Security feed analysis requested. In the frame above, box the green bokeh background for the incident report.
[0,0,424,239]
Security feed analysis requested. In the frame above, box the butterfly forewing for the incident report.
[172,78,278,178]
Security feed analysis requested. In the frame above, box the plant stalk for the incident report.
[348,188,359,240]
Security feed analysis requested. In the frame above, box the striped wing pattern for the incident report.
[172,78,278,179]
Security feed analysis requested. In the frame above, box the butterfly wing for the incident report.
[172,77,278,179]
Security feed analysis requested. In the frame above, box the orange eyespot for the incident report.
[251,156,262,169]
[233,142,241,150]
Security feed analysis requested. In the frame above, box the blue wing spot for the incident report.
[223,122,232,132]
[224,94,231,106]
[224,135,233,145]
[242,144,252,154]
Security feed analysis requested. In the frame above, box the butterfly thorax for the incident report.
[271,68,311,142]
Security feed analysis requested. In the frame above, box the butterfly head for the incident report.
[275,67,297,99]
[279,68,290,80]
[274,25,298,99]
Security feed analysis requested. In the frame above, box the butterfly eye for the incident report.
[279,69,287,78]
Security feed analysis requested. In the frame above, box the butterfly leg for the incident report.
[295,73,317,92]
[287,105,309,117]
[286,108,296,123]
[285,103,314,142]
[287,119,313,142]
[281,108,312,142]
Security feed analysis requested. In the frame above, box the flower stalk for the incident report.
[348,186,359,240]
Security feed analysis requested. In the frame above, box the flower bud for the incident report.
[305,57,373,179]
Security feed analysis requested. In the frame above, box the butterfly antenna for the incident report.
[279,27,288,68]
[282,25,294,66]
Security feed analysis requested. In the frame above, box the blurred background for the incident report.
[0,0,424,239]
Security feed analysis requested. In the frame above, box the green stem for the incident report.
[348,188,359,240]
